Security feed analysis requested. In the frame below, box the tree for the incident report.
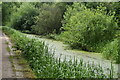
[9,3,38,31]
[2,2,22,26]
[32,3,67,35]
[61,2,118,51]
[84,2,120,27]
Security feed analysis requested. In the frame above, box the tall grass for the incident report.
[102,38,120,64]
[2,26,115,78]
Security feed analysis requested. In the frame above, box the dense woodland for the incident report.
[2,2,120,63]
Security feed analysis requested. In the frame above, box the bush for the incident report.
[102,38,120,63]
[9,3,38,31]
[61,3,118,51]
[32,3,66,35]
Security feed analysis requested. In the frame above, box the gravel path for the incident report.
[27,34,119,78]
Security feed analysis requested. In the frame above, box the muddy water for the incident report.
[26,34,119,78]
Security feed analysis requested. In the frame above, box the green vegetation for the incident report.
[6,46,11,52]
[84,2,120,26]
[9,54,36,78]
[0,2,1,26]
[2,2,120,78]
[60,3,117,52]
[2,2,119,56]
[32,3,66,35]
[9,3,38,31]
[2,2,22,26]
[2,26,116,78]
[102,38,120,64]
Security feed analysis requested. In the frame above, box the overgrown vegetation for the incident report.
[2,2,120,65]
[9,54,36,78]
[102,38,120,64]
[2,26,116,78]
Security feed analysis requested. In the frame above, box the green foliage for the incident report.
[102,38,120,63]
[0,2,1,26]
[2,26,115,78]
[2,2,22,26]
[32,3,66,35]
[2,2,119,66]
[84,2,120,27]
[0,26,2,30]
[9,3,38,31]
[61,3,118,51]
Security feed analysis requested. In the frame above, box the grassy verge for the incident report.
[2,26,116,78]
[13,53,36,78]
[5,35,36,78]
[9,51,36,78]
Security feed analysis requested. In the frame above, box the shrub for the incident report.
[9,3,38,31]
[61,2,118,51]
[102,38,120,63]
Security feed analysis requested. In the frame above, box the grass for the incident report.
[8,47,36,78]
[5,41,9,45]
[17,59,28,65]
[13,52,36,78]
[2,26,116,78]
[9,55,15,71]
[6,46,11,52]
[102,38,120,63]
[12,54,36,78]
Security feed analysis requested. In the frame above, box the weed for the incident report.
[6,46,11,52]
[5,41,9,45]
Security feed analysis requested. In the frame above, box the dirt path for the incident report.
[27,34,119,78]
[0,31,26,78]
[0,30,2,79]
[0,30,16,78]
[1,31,37,79]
